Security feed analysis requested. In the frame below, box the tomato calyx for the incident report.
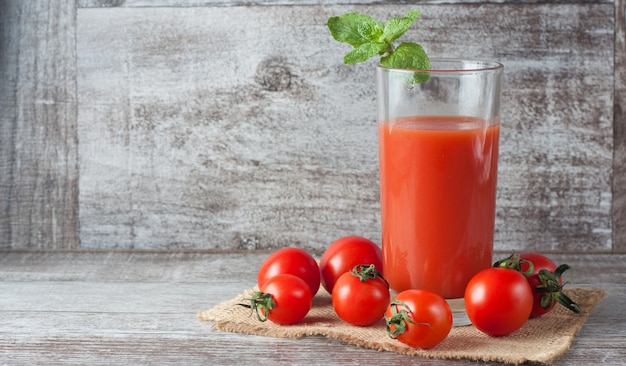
[536,265,582,314]
[350,264,389,287]
[493,253,535,277]
[238,291,276,322]
[494,253,582,314]
[385,300,430,339]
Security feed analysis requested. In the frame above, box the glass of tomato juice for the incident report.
[377,60,504,307]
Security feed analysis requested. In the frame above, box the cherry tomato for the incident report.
[243,274,312,325]
[385,289,452,349]
[320,236,383,293]
[494,252,581,318]
[464,268,533,337]
[257,247,320,295]
[332,265,390,326]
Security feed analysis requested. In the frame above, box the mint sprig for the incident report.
[327,9,430,82]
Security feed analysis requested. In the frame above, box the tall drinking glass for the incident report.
[377,60,503,307]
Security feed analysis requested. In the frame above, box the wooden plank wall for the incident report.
[0,1,79,249]
[1,0,623,253]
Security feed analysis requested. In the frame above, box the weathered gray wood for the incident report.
[2,250,623,283]
[76,0,616,7]
[0,251,624,365]
[76,5,383,250]
[0,1,79,249]
[75,3,615,251]
[1,1,623,252]
[614,0,626,252]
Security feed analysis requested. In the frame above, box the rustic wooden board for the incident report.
[75,3,615,251]
[2,250,623,283]
[1,1,621,252]
[614,0,626,252]
[0,251,624,365]
[76,0,616,7]
[76,5,386,250]
[0,1,79,250]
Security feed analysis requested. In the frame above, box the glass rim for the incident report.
[377,58,503,74]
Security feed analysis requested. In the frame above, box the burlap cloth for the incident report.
[198,287,605,365]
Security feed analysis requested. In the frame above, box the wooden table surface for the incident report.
[0,251,624,365]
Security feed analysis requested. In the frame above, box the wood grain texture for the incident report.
[0,1,621,252]
[0,1,79,249]
[76,3,615,251]
[614,0,626,252]
[76,0,616,7]
[76,5,382,250]
[0,251,624,365]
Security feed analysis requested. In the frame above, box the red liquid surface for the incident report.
[379,116,500,298]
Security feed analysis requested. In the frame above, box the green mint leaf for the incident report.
[344,42,388,64]
[380,42,429,69]
[357,22,385,43]
[380,42,431,83]
[327,13,384,47]
[327,9,430,82]
[381,9,420,44]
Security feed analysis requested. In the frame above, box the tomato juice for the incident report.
[379,115,500,299]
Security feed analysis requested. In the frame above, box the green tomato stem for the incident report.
[349,264,389,289]
[385,300,431,339]
[237,291,276,322]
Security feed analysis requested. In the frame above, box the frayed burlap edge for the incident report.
[198,287,606,365]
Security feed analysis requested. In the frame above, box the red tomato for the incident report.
[464,268,533,337]
[245,274,312,325]
[385,289,452,349]
[494,252,581,318]
[332,265,390,326]
[319,236,383,293]
[257,247,320,295]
